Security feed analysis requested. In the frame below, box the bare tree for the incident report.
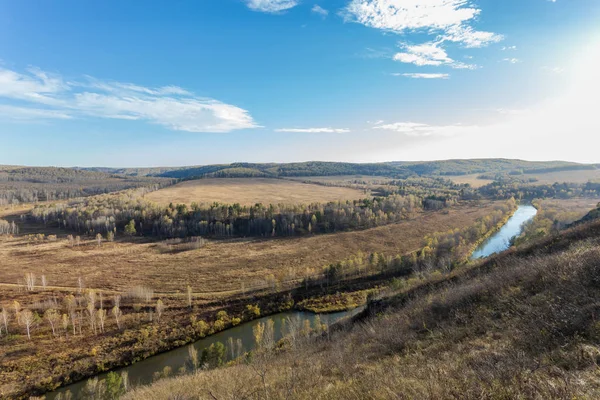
[86,302,96,334]
[156,299,165,323]
[0,307,9,336]
[96,233,102,247]
[13,301,21,325]
[41,275,47,290]
[77,277,84,294]
[186,344,199,371]
[62,314,69,338]
[25,272,35,291]
[44,309,60,336]
[113,294,121,309]
[187,285,193,308]
[97,308,107,333]
[63,294,77,335]
[19,309,38,339]
[112,306,122,329]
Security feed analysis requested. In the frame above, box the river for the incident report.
[471,204,538,259]
[49,205,537,399]
[48,307,365,399]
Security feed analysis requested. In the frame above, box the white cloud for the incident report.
[393,42,475,69]
[502,45,517,51]
[344,0,501,46]
[373,121,477,136]
[442,25,503,48]
[244,0,299,13]
[345,0,480,32]
[503,58,521,64]
[394,73,450,79]
[0,67,259,132]
[312,5,328,17]
[0,104,73,120]
[345,0,502,70]
[275,127,351,133]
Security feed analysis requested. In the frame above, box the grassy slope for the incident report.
[127,220,600,400]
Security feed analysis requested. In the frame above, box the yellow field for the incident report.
[288,175,394,184]
[144,178,366,206]
[524,169,600,184]
[447,174,494,188]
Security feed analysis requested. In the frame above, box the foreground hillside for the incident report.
[126,219,600,399]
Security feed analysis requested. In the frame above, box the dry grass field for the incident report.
[288,175,394,184]
[535,197,599,215]
[447,174,494,187]
[0,202,500,295]
[524,169,600,184]
[144,178,366,206]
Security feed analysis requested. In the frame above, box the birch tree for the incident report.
[187,285,193,308]
[19,309,37,339]
[25,273,35,291]
[13,301,21,325]
[1,307,9,335]
[44,309,60,336]
[97,308,107,333]
[156,299,165,323]
[112,306,122,329]
[62,314,69,338]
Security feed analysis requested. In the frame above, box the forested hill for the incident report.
[0,166,173,204]
[78,159,597,179]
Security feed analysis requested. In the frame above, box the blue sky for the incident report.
[1,0,599,167]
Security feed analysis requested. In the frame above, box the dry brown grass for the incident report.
[524,169,600,184]
[447,174,494,188]
[288,175,394,184]
[0,202,500,295]
[125,223,600,400]
[143,178,366,206]
[535,198,599,215]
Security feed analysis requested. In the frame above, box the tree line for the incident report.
[30,191,431,239]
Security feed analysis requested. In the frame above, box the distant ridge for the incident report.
[75,159,597,180]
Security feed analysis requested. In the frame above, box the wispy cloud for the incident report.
[542,66,564,74]
[0,67,259,132]
[311,5,328,17]
[394,73,450,79]
[502,45,517,51]
[344,0,503,69]
[373,121,477,137]
[393,42,475,69]
[503,58,521,64]
[244,0,299,13]
[275,127,350,133]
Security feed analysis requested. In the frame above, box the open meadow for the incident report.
[0,201,499,295]
[447,174,494,187]
[144,178,366,206]
[524,169,600,184]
